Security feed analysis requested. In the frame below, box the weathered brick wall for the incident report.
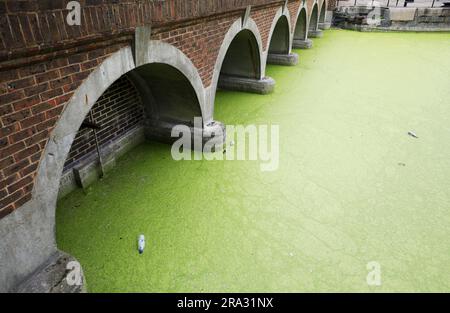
[328,0,337,10]
[64,75,144,170]
[251,3,281,51]
[151,14,239,87]
[1,0,309,219]
[0,43,127,218]
[288,0,302,32]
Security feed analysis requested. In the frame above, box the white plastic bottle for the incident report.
[138,235,145,254]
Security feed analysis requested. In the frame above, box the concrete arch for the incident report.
[0,41,209,291]
[293,6,309,41]
[266,6,293,57]
[207,17,265,118]
[309,2,320,32]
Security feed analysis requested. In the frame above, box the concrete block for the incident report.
[308,30,323,38]
[73,155,116,190]
[389,8,417,21]
[59,127,144,197]
[218,75,275,94]
[145,119,226,152]
[267,53,299,66]
[15,251,86,293]
[319,22,331,30]
[293,38,313,49]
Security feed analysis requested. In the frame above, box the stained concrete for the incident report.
[335,6,450,32]
[293,38,314,49]
[16,251,86,293]
[218,75,276,94]
[309,29,324,38]
[59,127,145,198]
[267,53,299,66]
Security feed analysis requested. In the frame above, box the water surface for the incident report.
[57,30,450,292]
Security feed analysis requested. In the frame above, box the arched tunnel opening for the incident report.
[294,9,308,42]
[131,63,202,127]
[219,29,261,81]
[268,16,290,55]
[319,4,326,24]
[309,5,319,32]
[217,29,273,94]
[58,63,202,197]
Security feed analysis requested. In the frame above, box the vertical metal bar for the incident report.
[90,110,105,178]
[387,0,390,7]
[396,0,399,6]
[432,0,435,7]
[354,0,357,6]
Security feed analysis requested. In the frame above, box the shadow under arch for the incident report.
[268,15,291,55]
[319,0,327,24]
[219,29,262,80]
[294,7,308,42]
[130,63,202,127]
[309,3,320,33]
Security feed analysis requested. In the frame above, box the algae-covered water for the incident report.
[56,30,450,292]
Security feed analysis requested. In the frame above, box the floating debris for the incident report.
[138,235,145,254]
[408,131,419,139]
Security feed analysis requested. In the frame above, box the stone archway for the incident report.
[308,3,323,38]
[207,17,274,117]
[293,7,312,49]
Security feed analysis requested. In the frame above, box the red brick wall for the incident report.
[251,4,281,51]
[0,43,127,218]
[151,14,238,87]
[64,75,144,170]
[1,0,307,219]
[288,0,302,32]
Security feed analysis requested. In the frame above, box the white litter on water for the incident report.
[138,235,145,254]
[408,131,418,138]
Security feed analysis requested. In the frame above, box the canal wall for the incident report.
[333,6,450,31]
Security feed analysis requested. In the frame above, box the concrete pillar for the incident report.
[308,29,323,38]
[292,38,313,49]
[146,119,226,152]
[267,53,299,66]
[218,75,275,95]
[318,22,331,30]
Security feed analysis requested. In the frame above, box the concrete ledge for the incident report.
[266,53,299,66]
[319,22,331,30]
[146,119,226,152]
[308,30,323,38]
[292,38,313,49]
[218,75,275,94]
[15,251,86,293]
[341,22,450,32]
[390,8,417,22]
[58,126,145,198]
